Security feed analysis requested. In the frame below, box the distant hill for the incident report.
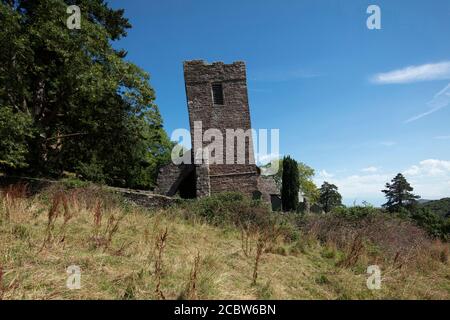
[420,198,450,219]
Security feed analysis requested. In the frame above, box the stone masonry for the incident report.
[156,60,279,206]
[184,60,258,198]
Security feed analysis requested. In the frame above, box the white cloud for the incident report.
[256,153,280,166]
[361,166,378,173]
[402,160,450,199]
[405,83,450,123]
[371,61,450,84]
[403,159,450,177]
[316,159,450,205]
[319,170,334,179]
[371,62,450,122]
[403,165,420,176]
[315,173,390,204]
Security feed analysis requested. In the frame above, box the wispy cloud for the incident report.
[380,141,396,147]
[405,83,450,123]
[371,61,450,84]
[434,135,450,140]
[319,170,334,179]
[361,166,379,173]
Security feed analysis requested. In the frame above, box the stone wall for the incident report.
[111,188,180,208]
[210,173,259,198]
[257,176,279,203]
[155,163,194,196]
[195,163,211,197]
[0,176,180,209]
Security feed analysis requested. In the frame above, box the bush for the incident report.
[183,192,298,242]
[298,212,435,268]
[332,205,449,241]
[61,178,91,189]
[410,207,449,241]
[186,192,269,227]
[332,204,381,218]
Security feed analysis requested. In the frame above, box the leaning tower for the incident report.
[183,60,259,198]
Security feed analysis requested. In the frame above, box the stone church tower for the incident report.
[156,60,279,206]
[183,60,258,198]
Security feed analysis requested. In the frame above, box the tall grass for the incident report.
[1,183,28,223]
[298,212,446,272]
[0,185,448,299]
[154,227,168,300]
[0,264,4,300]
[185,251,201,300]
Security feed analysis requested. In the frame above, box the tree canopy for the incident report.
[382,173,420,213]
[318,182,342,213]
[269,159,319,205]
[281,156,299,212]
[0,0,172,188]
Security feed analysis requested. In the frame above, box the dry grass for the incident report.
[0,185,449,300]
[154,227,168,300]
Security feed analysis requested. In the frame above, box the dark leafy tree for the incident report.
[410,207,448,240]
[281,156,299,212]
[382,173,420,213]
[419,198,450,219]
[0,0,172,188]
[319,182,342,213]
[0,105,34,170]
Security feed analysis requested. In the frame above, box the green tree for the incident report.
[0,0,172,188]
[269,159,319,205]
[382,173,420,213]
[410,207,447,239]
[319,182,342,213]
[297,163,320,205]
[281,156,299,212]
[0,106,34,170]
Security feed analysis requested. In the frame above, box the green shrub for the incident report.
[315,274,330,285]
[187,192,268,226]
[410,207,448,240]
[184,192,298,242]
[61,177,90,189]
[333,205,381,218]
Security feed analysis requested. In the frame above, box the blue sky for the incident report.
[110,0,450,205]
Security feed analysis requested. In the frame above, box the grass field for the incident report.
[0,184,449,300]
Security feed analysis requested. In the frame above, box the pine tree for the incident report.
[382,173,420,213]
[319,182,342,213]
[281,156,299,212]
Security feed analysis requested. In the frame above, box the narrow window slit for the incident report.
[212,83,224,105]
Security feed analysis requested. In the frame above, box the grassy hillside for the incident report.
[0,184,449,300]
